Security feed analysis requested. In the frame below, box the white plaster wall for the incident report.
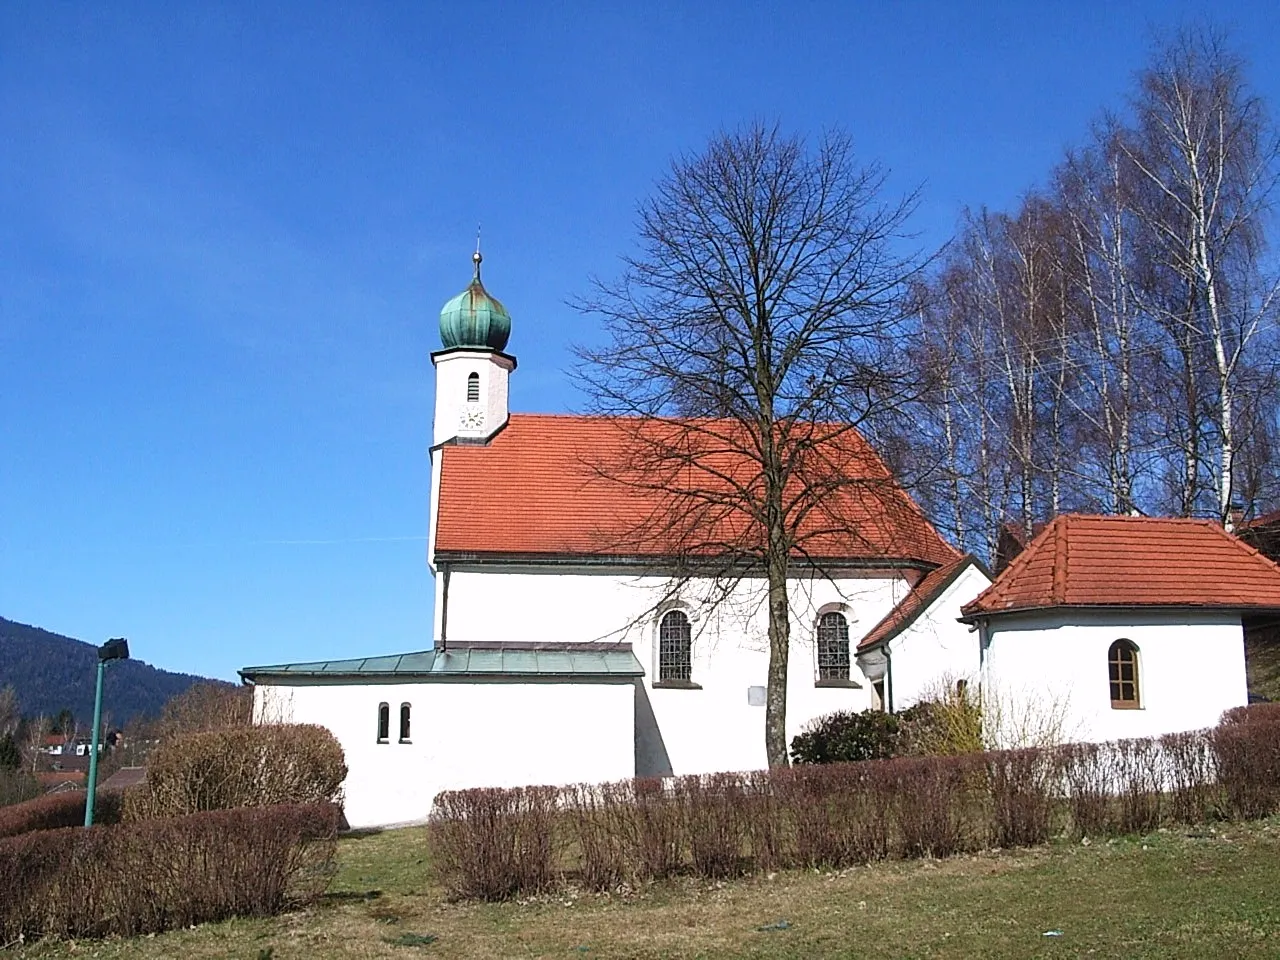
[979,610,1248,746]
[254,679,634,829]
[885,564,991,709]
[443,567,917,773]
[431,350,512,446]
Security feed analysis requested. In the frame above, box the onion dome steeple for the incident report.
[438,250,512,351]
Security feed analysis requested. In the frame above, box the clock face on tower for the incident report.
[459,406,486,431]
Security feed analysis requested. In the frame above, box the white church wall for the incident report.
[254,679,634,830]
[885,563,991,710]
[444,566,915,772]
[979,609,1248,746]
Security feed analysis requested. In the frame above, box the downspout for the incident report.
[884,643,894,715]
[439,563,451,652]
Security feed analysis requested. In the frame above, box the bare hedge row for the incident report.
[0,790,125,839]
[0,803,340,943]
[429,703,1280,901]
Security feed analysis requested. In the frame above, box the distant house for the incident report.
[961,515,1280,744]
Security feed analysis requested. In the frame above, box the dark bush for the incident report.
[0,802,338,943]
[790,710,900,765]
[429,785,558,900]
[131,723,346,819]
[1213,703,1280,819]
[985,748,1053,847]
[0,789,124,839]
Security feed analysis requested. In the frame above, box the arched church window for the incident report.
[377,702,390,743]
[658,610,692,683]
[399,703,412,742]
[817,611,850,681]
[466,372,480,403]
[1109,639,1140,708]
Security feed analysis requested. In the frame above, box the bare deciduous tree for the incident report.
[576,124,932,766]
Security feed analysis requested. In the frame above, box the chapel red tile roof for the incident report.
[436,414,959,567]
[961,514,1280,619]
[857,555,983,651]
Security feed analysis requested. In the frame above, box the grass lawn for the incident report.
[12,818,1280,959]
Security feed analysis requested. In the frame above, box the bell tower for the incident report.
[431,250,516,445]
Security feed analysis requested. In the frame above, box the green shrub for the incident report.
[0,803,338,943]
[129,723,346,819]
[790,710,900,764]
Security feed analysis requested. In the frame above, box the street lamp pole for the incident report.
[84,638,129,828]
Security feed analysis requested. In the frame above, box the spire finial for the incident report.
[472,226,482,281]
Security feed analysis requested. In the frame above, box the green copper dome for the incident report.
[438,251,511,351]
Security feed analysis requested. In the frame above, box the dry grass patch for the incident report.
[10,819,1280,959]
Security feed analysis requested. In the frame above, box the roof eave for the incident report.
[958,601,1280,624]
[434,550,948,572]
[856,555,979,653]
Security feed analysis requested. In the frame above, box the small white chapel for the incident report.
[240,254,992,827]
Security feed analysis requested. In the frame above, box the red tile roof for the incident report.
[858,555,983,651]
[961,514,1280,618]
[436,414,959,567]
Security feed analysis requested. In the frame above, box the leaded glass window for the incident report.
[1108,639,1140,708]
[817,611,850,681]
[658,610,692,682]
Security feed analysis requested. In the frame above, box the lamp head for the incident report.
[98,638,129,662]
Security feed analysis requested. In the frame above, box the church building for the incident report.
[241,255,993,829]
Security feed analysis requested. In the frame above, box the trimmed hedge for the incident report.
[0,802,339,943]
[0,789,124,839]
[430,704,1280,901]
[128,723,347,819]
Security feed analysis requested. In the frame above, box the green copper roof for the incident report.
[438,251,511,351]
[240,644,643,682]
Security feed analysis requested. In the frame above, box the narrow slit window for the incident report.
[399,703,411,742]
[377,702,390,743]
[817,611,850,681]
[658,610,692,683]
[1108,639,1140,708]
[466,372,480,403]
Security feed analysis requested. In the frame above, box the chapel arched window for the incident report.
[817,611,850,681]
[658,610,692,683]
[377,702,390,743]
[399,703,412,742]
[1108,639,1140,709]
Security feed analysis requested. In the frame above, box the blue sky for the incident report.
[2,2,1277,682]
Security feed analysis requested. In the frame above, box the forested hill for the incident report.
[0,617,211,725]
